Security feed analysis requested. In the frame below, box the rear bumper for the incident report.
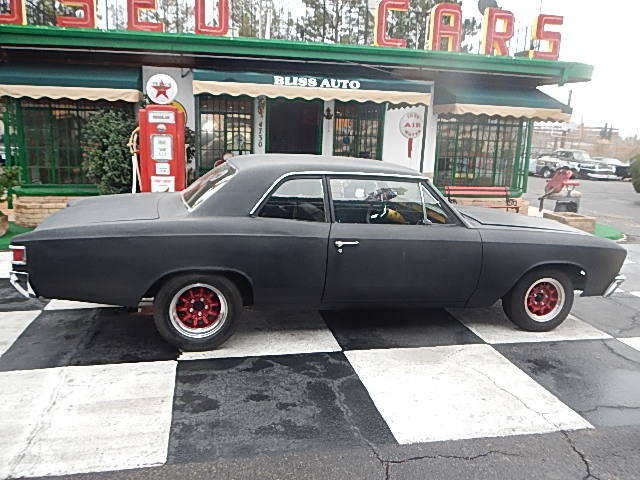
[603,275,626,297]
[584,172,618,180]
[10,270,36,298]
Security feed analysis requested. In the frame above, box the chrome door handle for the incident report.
[334,240,359,253]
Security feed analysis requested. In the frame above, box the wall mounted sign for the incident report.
[146,74,178,104]
[400,111,423,158]
[0,0,562,61]
[273,75,361,90]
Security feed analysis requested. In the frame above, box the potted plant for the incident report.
[0,165,21,236]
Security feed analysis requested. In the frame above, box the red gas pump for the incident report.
[137,104,186,192]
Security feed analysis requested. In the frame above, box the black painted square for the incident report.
[168,352,395,462]
[0,279,48,312]
[496,339,640,428]
[572,295,640,337]
[321,308,482,350]
[0,307,178,371]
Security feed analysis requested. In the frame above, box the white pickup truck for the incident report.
[533,149,618,180]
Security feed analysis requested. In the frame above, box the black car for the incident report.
[10,155,626,350]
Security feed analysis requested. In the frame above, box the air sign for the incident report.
[0,0,562,60]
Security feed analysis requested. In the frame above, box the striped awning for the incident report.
[434,84,571,122]
[0,64,142,102]
[193,69,432,104]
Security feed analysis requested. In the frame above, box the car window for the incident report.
[420,183,450,225]
[258,178,326,222]
[330,178,425,225]
[182,163,235,210]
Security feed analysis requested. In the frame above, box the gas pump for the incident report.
[136,104,186,193]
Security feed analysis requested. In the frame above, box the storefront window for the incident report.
[333,101,384,160]
[434,116,532,194]
[1,98,133,185]
[197,95,253,176]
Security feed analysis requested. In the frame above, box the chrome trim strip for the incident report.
[9,245,26,266]
[603,274,625,298]
[10,270,36,298]
[248,170,426,216]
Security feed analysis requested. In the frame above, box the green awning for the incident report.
[0,64,142,102]
[193,69,432,104]
[434,84,571,121]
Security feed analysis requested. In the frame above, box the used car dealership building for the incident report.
[0,22,592,226]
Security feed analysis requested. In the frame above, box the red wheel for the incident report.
[154,274,241,351]
[503,268,573,332]
[170,284,227,338]
[524,278,565,322]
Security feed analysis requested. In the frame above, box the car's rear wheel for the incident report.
[502,268,573,332]
[153,274,241,351]
[540,167,553,178]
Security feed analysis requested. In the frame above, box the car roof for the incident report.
[227,154,421,177]
[191,154,425,218]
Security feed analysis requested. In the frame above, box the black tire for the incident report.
[502,268,574,332]
[153,273,241,351]
[540,167,553,178]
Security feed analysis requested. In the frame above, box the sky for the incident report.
[462,0,640,137]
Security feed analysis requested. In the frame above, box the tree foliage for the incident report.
[0,166,21,217]
[80,109,138,195]
[631,155,640,194]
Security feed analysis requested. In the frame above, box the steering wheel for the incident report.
[366,203,388,224]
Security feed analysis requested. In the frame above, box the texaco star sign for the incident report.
[145,74,178,105]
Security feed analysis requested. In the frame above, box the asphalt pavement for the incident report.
[524,175,640,241]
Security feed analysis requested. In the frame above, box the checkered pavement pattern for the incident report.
[1,248,639,479]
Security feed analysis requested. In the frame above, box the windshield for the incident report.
[573,151,592,161]
[182,163,236,210]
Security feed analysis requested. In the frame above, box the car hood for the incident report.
[456,206,586,234]
[36,193,163,230]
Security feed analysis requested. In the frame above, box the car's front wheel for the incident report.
[502,268,574,332]
[153,274,241,351]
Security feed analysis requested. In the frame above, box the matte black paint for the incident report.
[12,154,626,308]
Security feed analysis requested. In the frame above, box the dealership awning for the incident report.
[434,84,571,121]
[0,64,142,102]
[193,69,432,104]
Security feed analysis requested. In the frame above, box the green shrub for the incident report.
[81,109,137,195]
[0,165,21,216]
[631,155,640,193]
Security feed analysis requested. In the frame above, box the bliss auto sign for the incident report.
[0,0,562,60]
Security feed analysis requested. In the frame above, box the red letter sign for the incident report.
[0,0,25,24]
[195,0,229,36]
[528,14,563,60]
[373,0,408,48]
[127,0,163,32]
[427,2,462,52]
[56,0,96,28]
[481,8,514,56]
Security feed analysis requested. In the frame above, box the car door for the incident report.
[249,175,331,305]
[322,176,482,306]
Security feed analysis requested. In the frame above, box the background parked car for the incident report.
[594,157,631,179]
[535,149,617,180]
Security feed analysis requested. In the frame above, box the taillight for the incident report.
[10,245,26,265]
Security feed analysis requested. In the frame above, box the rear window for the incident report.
[182,164,236,210]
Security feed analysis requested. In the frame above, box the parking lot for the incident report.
[0,243,639,480]
[524,175,640,241]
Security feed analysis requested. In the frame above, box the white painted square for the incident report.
[1,361,176,478]
[0,251,11,278]
[44,299,119,310]
[346,344,591,444]
[180,309,341,360]
[619,337,640,352]
[448,306,611,344]
[0,310,40,357]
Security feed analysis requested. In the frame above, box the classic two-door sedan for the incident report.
[10,155,626,350]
